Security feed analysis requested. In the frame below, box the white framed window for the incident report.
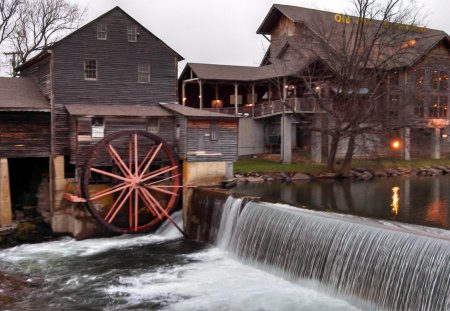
[84,59,97,80]
[97,24,107,40]
[147,119,159,134]
[92,117,105,138]
[138,63,151,83]
[127,26,138,42]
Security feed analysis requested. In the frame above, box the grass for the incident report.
[234,157,450,174]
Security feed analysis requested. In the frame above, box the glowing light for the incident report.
[391,186,400,215]
[391,139,401,150]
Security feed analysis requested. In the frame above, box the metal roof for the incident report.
[65,104,173,117]
[160,103,237,118]
[186,57,319,82]
[0,77,50,111]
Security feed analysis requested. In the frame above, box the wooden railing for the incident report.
[205,97,329,118]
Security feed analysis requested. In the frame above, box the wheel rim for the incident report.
[81,130,181,233]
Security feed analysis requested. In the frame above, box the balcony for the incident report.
[204,97,329,118]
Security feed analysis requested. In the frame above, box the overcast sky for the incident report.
[74,0,449,68]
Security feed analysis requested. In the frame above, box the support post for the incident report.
[0,158,13,226]
[311,116,322,163]
[234,82,238,115]
[198,80,203,110]
[182,81,186,106]
[403,127,411,161]
[251,83,255,117]
[281,114,292,164]
[433,128,441,159]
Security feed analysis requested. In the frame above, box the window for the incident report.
[127,26,138,42]
[389,95,399,118]
[210,122,218,141]
[414,95,425,118]
[92,117,105,138]
[147,119,159,134]
[429,95,448,118]
[84,60,97,80]
[415,68,425,89]
[138,64,150,83]
[430,70,448,91]
[389,70,399,86]
[97,24,107,40]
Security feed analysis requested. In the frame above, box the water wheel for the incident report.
[81,130,181,233]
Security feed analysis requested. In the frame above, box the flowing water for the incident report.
[0,211,366,311]
[2,175,450,310]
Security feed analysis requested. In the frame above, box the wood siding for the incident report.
[186,119,238,162]
[21,58,52,100]
[71,116,175,166]
[0,112,50,158]
[33,8,179,157]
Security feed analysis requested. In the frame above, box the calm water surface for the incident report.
[233,175,450,230]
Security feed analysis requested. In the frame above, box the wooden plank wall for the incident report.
[72,116,175,167]
[0,112,50,158]
[50,8,179,156]
[186,119,238,162]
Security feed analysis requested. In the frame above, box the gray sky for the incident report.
[74,0,449,68]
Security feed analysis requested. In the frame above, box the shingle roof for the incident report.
[65,104,172,117]
[187,57,319,82]
[160,103,237,118]
[0,77,49,111]
[257,4,449,69]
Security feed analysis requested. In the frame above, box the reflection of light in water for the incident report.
[426,200,449,227]
[391,186,400,215]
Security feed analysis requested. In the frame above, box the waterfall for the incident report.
[215,197,450,311]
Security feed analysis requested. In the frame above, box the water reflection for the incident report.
[391,186,400,216]
[232,175,450,230]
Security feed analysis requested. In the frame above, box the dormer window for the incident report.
[97,24,107,40]
[127,26,138,42]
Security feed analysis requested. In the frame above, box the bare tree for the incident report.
[275,0,425,174]
[9,0,85,73]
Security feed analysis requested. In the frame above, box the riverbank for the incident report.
[234,156,450,183]
[0,217,55,249]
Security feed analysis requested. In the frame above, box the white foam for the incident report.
[105,248,364,311]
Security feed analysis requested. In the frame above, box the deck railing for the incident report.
[205,97,329,118]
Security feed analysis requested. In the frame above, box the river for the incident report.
[1,176,450,310]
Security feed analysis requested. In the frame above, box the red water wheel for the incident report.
[81,130,181,233]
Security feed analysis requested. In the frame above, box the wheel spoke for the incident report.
[105,187,128,221]
[140,187,173,219]
[89,181,130,201]
[106,187,133,224]
[134,133,139,176]
[138,188,162,219]
[138,143,163,178]
[137,145,156,174]
[106,143,133,177]
[91,167,130,182]
[145,174,181,186]
[136,188,158,217]
[134,188,139,231]
[141,165,178,183]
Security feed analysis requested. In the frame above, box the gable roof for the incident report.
[257,4,450,69]
[0,78,49,111]
[17,6,183,72]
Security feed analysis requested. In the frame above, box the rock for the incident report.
[374,170,388,178]
[291,172,311,181]
[317,172,340,179]
[245,176,264,183]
